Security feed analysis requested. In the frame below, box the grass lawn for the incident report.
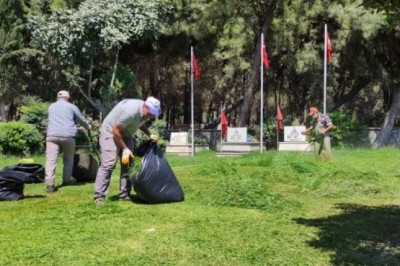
[1,148,400,265]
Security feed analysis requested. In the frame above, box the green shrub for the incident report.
[18,96,50,133]
[262,119,279,149]
[0,122,44,155]
[133,119,168,152]
[99,64,140,113]
[329,109,364,148]
[75,129,90,146]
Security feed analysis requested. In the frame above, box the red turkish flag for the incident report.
[326,32,333,63]
[262,43,270,69]
[192,52,200,80]
[277,105,283,131]
[221,110,228,138]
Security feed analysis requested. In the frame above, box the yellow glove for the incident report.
[121,148,134,165]
[150,134,159,142]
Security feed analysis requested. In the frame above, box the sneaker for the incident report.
[62,177,77,186]
[119,195,131,201]
[47,186,57,193]
[94,197,105,206]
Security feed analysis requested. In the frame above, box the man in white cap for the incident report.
[45,90,91,193]
[93,96,160,205]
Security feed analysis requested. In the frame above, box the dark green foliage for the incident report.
[0,0,34,104]
[30,0,173,63]
[75,128,90,146]
[262,119,279,149]
[329,109,364,148]
[74,128,98,154]
[0,0,399,147]
[133,119,168,152]
[18,95,49,132]
[362,0,400,24]
[99,63,139,113]
[51,0,84,9]
[0,121,44,155]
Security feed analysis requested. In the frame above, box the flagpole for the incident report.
[276,103,279,149]
[260,33,264,153]
[190,46,195,156]
[220,101,223,153]
[323,24,328,115]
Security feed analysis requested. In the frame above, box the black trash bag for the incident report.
[0,183,24,201]
[0,174,25,200]
[0,184,24,201]
[0,163,45,201]
[72,154,99,182]
[132,141,184,204]
[3,163,45,183]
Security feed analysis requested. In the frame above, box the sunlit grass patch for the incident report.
[1,148,400,265]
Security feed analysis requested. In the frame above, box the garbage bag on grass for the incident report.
[2,163,45,183]
[0,163,45,201]
[132,141,184,204]
[72,154,99,182]
[0,182,24,200]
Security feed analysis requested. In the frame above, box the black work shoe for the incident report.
[47,186,57,193]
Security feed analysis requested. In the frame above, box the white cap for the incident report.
[57,90,70,99]
[145,96,161,117]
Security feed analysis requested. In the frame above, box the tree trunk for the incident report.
[207,97,244,129]
[238,0,278,127]
[88,55,94,98]
[0,99,7,122]
[331,76,370,112]
[79,54,107,117]
[109,49,120,91]
[238,53,259,127]
[373,88,400,148]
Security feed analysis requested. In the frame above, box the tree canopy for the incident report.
[0,0,399,147]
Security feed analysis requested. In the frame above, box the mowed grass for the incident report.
[1,148,400,265]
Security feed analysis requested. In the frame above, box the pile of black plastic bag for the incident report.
[0,164,44,201]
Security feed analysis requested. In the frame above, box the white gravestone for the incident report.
[284,126,306,142]
[170,132,188,145]
[227,127,247,143]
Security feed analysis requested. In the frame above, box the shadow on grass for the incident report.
[23,195,46,199]
[294,203,400,265]
[54,181,89,190]
[108,194,180,205]
[108,194,147,204]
